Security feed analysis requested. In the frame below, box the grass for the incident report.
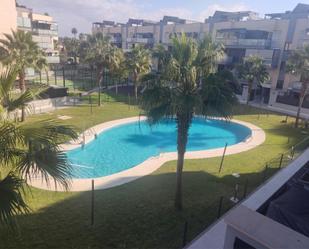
[0,95,308,249]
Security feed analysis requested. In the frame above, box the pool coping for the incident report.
[29,116,266,192]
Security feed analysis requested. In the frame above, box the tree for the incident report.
[71,28,78,38]
[62,37,80,64]
[79,33,86,41]
[152,44,170,73]
[126,45,151,100]
[85,33,115,106]
[140,34,237,210]
[237,55,269,104]
[286,45,309,128]
[35,52,49,85]
[196,35,225,81]
[0,30,42,121]
[0,66,78,227]
[109,48,127,95]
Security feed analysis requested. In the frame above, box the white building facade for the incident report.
[16,4,60,64]
[93,4,309,107]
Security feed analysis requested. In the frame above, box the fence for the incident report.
[29,64,129,92]
[180,135,309,248]
[82,133,308,248]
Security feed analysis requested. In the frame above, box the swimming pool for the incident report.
[67,117,252,179]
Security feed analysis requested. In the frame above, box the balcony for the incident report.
[109,37,122,43]
[32,29,58,37]
[126,37,154,44]
[218,55,233,65]
[216,38,271,49]
[281,50,291,62]
[46,56,60,64]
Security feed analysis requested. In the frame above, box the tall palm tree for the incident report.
[287,45,309,128]
[35,52,49,85]
[0,66,78,228]
[0,30,42,121]
[62,37,80,65]
[109,48,127,95]
[140,34,237,210]
[237,55,269,104]
[126,45,151,100]
[85,33,115,106]
[71,28,78,38]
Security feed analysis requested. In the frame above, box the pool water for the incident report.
[67,118,251,179]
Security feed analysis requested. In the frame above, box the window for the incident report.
[17,16,31,28]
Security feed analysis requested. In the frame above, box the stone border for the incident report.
[29,116,265,192]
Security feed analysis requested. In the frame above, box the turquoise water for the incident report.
[67,118,251,179]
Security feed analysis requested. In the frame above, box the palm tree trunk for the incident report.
[246,81,253,105]
[175,113,191,211]
[39,71,42,84]
[46,69,50,85]
[19,71,26,122]
[115,80,118,95]
[97,66,104,106]
[134,85,138,101]
[295,82,308,128]
[133,72,138,100]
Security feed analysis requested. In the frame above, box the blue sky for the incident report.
[18,0,309,36]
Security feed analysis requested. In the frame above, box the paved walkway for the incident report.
[29,117,266,192]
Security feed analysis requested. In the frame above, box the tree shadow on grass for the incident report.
[0,166,281,249]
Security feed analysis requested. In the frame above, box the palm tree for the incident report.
[79,33,85,41]
[71,28,78,38]
[126,45,151,100]
[62,37,80,65]
[152,44,170,72]
[140,34,237,210]
[0,66,78,228]
[196,35,225,81]
[237,55,269,104]
[35,52,49,85]
[109,48,127,95]
[286,45,309,128]
[0,30,42,121]
[85,33,114,106]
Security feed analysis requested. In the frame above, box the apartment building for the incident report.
[0,0,17,40]
[16,4,60,64]
[0,0,17,72]
[92,3,309,106]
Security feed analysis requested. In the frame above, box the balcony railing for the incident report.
[46,56,60,64]
[216,38,271,49]
[126,37,154,43]
[109,37,122,43]
[32,29,58,37]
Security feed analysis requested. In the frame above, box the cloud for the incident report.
[197,3,249,21]
[17,0,250,36]
[18,0,148,36]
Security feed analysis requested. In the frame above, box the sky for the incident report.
[18,0,309,37]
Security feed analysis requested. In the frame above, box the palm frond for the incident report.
[200,73,238,117]
[0,122,21,166]
[6,89,34,113]
[15,120,77,188]
[0,67,18,102]
[19,119,78,146]
[17,147,72,190]
[0,172,30,228]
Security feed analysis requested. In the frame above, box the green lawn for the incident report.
[0,96,308,249]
